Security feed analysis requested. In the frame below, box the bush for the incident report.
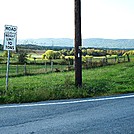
[18,51,27,64]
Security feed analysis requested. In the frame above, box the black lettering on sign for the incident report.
[6,45,14,49]
[5,26,17,32]
[8,42,12,45]
[5,33,15,38]
[6,38,13,41]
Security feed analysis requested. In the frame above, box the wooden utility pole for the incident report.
[74,0,82,87]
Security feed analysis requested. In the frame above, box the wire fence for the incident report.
[0,55,129,78]
[0,63,71,78]
[0,56,129,91]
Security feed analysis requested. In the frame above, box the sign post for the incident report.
[5,50,10,91]
[3,25,17,91]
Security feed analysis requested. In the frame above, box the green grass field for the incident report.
[0,56,134,104]
[0,64,69,78]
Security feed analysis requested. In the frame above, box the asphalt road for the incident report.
[0,94,134,134]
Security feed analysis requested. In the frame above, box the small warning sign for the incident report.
[3,25,17,51]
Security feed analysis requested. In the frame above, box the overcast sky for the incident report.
[0,0,134,40]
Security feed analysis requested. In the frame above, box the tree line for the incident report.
[0,43,133,64]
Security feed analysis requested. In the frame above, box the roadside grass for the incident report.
[0,58,134,104]
[83,62,134,96]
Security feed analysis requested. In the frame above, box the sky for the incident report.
[0,0,134,40]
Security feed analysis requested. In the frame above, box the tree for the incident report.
[0,44,3,50]
[2,51,8,57]
[54,51,61,59]
[82,49,87,56]
[70,48,75,56]
[3,51,13,58]
[18,51,27,64]
[43,50,54,60]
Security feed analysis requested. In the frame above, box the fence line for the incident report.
[0,55,129,78]
[0,57,130,91]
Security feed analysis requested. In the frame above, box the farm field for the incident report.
[0,52,129,78]
[0,56,134,104]
[0,55,128,78]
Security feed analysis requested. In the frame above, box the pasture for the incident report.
[0,48,133,104]
[0,56,134,104]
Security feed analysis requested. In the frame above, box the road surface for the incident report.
[0,94,134,134]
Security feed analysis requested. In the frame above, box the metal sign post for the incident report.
[5,50,10,91]
[3,25,17,91]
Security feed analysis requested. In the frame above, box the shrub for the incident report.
[18,51,28,64]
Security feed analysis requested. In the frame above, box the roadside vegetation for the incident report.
[0,45,134,104]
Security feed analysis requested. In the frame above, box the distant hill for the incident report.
[83,38,134,49]
[18,38,73,47]
[1,38,134,49]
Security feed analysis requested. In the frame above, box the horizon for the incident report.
[1,37,134,44]
[1,37,134,45]
[1,37,134,49]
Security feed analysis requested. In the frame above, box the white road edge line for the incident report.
[0,94,134,109]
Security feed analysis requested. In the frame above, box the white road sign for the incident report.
[4,25,17,51]
[4,25,17,34]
